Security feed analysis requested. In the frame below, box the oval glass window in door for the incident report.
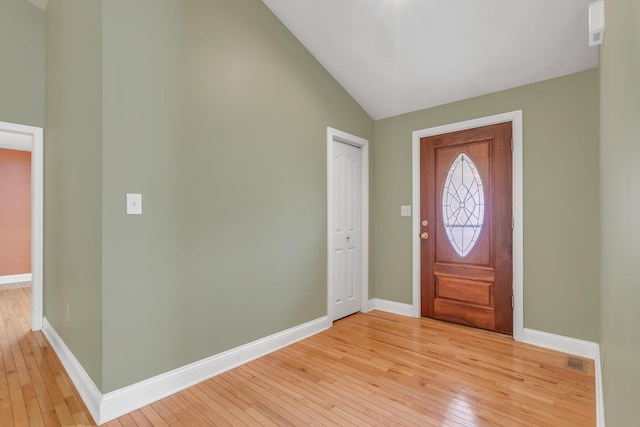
[442,153,485,257]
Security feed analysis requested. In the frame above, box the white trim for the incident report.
[523,328,599,359]
[512,113,524,341]
[0,129,33,151]
[411,135,421,318]
[327,127,370,321]
[370,298,414,317]
[595,347,605,426]
[42,318,102,423]
[522,328,603,426]
[0,281,31,290]
[0,273,32,285]
[365,299,375,312]
[0,121,43,331]
[43,315,330,425]
[411,111,524,341]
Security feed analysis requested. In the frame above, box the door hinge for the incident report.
[512,295,514,308]
[511,217,515,229]
[511,138,514,151]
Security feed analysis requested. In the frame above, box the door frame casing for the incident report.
[411,111,524,341]
[0,121,44,331]
[327,127,369,322]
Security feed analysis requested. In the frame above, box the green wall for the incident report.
[372,69,600,342]
[0,0,44,127]
[100,0,372,392]
[599,0,640,424]
[44,0,103,388]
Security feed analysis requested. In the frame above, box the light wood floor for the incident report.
[0,285,595,426]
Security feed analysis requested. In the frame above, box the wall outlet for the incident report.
[400,205,412,217]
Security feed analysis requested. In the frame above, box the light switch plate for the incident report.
[126,193,142,215]
[400,205,411,217]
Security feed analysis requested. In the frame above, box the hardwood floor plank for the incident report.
[41,409,61,427]
[195,381,260,426]
[225,369,307,425]
[22,382,45,427]
[274,345,443,426]
[171,391,231,427]
[8,371,29,426]
[148,401,184,427]
[154,396,204,427]
[26,396,46,427]
[188,384,247,426]
[140,406,173,427]
[240,362,358,427]
[128,409,155,427]
[214,376,280,427]
[24,352,55,414]
[114,414,138,427]
[0,407,14,427]
[249,357,382,426]
[53,402,76,426]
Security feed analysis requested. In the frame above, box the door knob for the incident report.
[422,220,429,226]
[420,232,429,240]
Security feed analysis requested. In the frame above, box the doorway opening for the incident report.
[0,121,43,331]
[411,111,523,341]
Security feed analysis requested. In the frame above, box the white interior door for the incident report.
[332,140,361,320]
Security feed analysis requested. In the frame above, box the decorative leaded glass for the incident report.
[442,153,485,257]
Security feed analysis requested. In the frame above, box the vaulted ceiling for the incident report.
[262,0,599,119]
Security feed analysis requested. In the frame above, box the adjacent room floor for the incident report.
[0,284,595,426]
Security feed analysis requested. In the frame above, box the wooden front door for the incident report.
[420,122,513,334]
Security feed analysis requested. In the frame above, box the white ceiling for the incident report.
[262,0,599,120]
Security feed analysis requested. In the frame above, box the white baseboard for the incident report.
[0,273,32,286]
[43,315,331,425]
[370,298,414,317]
[42,318,102,423]
[363,299,375,312]
[522,328,599,359]
[523,328,604,426]
[0,282,31,290]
